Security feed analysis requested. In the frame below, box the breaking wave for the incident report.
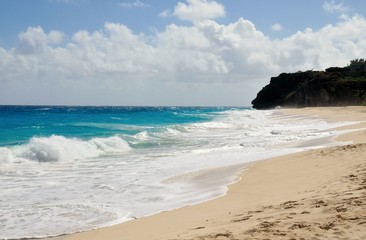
[0,135,131,163]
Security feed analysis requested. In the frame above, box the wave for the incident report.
[0,135,131,163]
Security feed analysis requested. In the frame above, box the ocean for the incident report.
[0,106,352,239]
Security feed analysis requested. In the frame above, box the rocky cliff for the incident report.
[251,66,366,109]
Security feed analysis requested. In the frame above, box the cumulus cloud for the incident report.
[1,15,366,105]
[323,0,349,14]
[159,9,171,18]
[271,23,283,31]
[16,26,65,54]
[172,0,225,21]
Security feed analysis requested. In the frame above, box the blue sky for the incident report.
[2,0,363,47]
[0,0,366,106]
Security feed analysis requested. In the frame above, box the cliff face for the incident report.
[251,67,366,109]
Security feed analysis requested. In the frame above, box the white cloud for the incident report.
[271,23,283,31]
[172,0,225,22]
[323,0,349,14]
[1,15,366,105]
[16,26,65,54]
[118,0,149,8]
[159,9,171,18]
[48,30,65,44]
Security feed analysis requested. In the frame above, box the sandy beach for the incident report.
[57,107,366,240]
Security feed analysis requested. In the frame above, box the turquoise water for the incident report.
[0,106,233,147]
[0,106,349,239]
[0,106,242,163]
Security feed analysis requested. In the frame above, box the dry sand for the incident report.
[59,106,366,240]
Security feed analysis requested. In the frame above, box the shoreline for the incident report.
[47,106,366,240]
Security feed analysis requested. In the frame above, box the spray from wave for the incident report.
[0,135,131,163]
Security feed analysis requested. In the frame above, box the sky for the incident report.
[0,0,366,106]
